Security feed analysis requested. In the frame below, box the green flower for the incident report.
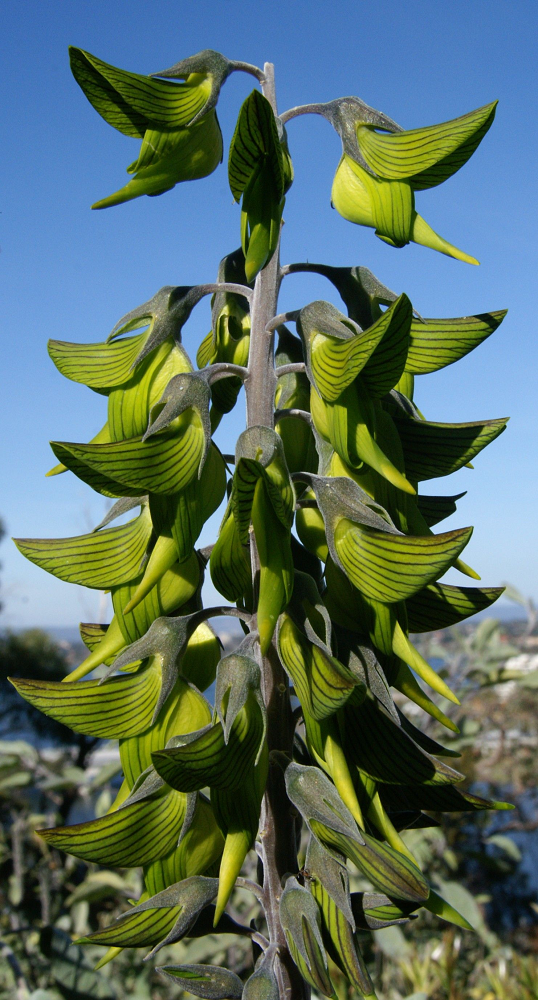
[93,113,223,209]
[229,90,293,282]
[332,101,497,263]
[69,48,223,208]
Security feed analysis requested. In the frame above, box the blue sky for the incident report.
[1,0,537,628]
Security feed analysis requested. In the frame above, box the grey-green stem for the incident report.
[279,102,330,124]
[242,61,310,1000]
[231,59,266,83]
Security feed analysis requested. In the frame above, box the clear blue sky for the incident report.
[2,0,537,628]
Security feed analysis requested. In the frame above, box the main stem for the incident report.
[243,63,310,1000]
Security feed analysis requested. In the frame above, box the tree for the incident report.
[12,46,510,998]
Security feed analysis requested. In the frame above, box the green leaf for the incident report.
[405,310,506,375]
[485,833,521,862]
[395,414,508,480]
[157,964,243,999]
[406,582,504,632]
[65,871,131,906]
[39,787,186,866]
[52,409,206,496]
[372,924,411,960]
[69,47,212,134]
[13,505,151,589]
[334,519,473,602]
[10,659,160,739]
[356,103,497,185]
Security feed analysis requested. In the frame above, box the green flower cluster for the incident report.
[12,44,509,999]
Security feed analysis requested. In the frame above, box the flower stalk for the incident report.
[243,63,310,999]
